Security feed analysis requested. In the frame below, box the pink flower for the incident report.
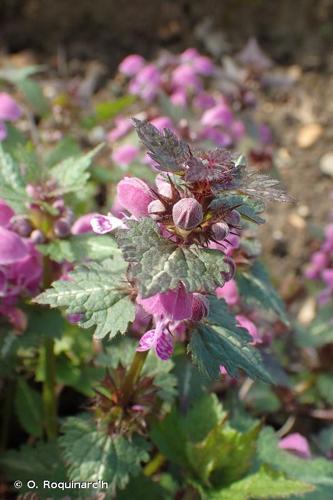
[107,117,132,142]
[231,120,246,140]
[137,319,173,360]
[201,127,232,147]
[117,177,155,218]
[112,145,139,167]
[71,213,99,234]
[216,279,239,305]
[322,269,333,291]
[129,64,161,102]
[170,89,187,107]
[201,104,234,128]
[155,174,173,198]
[191,294,209,321]
[138,283,193,321]
[0,93,21,121]
[236,314,261,344]
[0,199,14,227]
[193,92,216,110]
[90,213,127,234]
[119,54,145,76]
[192,56,214,76]
[0,227,28,265]
[150,116,174,132]
[279,433,311,459]
[180,48,200,63]
[171,65,201,92]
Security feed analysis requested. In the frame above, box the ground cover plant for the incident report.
[0,44,333,500]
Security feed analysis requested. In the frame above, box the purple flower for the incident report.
[117,177,155,218]
[170,89,187,107]
[201,104,234,128]
[171,65,201,92]
[192,56,215,76]
[0,227,28,265]
[322,269,333,291]
[155,174,173,198]
[112,145,140,167]
[191,294,209,321]
[193,92,216,110]
[150,116,174,132]
[216,279,239,305]
[0,93,21,121]
[201,127,232,147]
[137,319,173,360]
[119,54,145,76]
[236,314,261,344]
[138,283,193,321]
[129,64,161,102]
[71,213,99,234]
[91,213,127,234]
[0,199,14,227]
[279,433,311,459]
[107,117,132,142]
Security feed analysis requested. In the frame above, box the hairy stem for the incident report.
[43,336,57,439]
[122,350,149,405]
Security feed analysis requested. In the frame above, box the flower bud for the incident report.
[54,219,71,238]
[191,294,209,321]
[225,210,241,227]
[172,198,203,230]
[10,216,33,237]
[117,177,155,218]
[148,199,165,220]
[222,256,236,282]
[52,199,65,214]
[211,222,229,241]
[30,229,45,245]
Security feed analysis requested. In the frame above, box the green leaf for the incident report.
[258,427,333,486]
[189,297,272,382]
[317,374,333,405]
[50,144,104,195]
[45,137,81,167]
[208,466,313,500]
[16,78,50,116]
[0,440,68,498]
[34,259,135,339]
[25,308,65,342]
[236,261,289,325]
[188,422,260,487]
[151,394,224,467]
[95,95,136,121]
[116,218,228,298]
[118,475,169,500]
[246,381,281,413]
[38,233,122,263]
[0,144,30,212]
[60,414,149,490]
[14,378,43,437]
[0,65,45,83]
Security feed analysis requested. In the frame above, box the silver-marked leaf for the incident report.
[116,218,229,298]
[239,171,292,203]
[209,194,265,224]
[34,259,134,339]
[60,414,149,491]
[133,118,190,172]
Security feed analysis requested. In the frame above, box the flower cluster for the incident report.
[305,197,333,304]
[91,119,288,360]
[108,47,273,170]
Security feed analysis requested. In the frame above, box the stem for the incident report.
[43,336,57,439]
[122,350,149,405]
[143,452,166,477]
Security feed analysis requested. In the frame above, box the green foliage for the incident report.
[34,258,135,339]
[0,440,68,498]
[38,233,121,263]
[317,374,333,405]
[118,475,170,500]
[258,427,333,487]
[189,297,272,382]
[45,137,81,167]
[208,466,313,499]
[50,144,104,195]
[60,414,150,490]
[16,78,50,116]
[236,261,289,325]
[0,144,30,212]
[116,218,229,297]
[14,378,44,437]
[209,194,265,225]
[296,302,333,348]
